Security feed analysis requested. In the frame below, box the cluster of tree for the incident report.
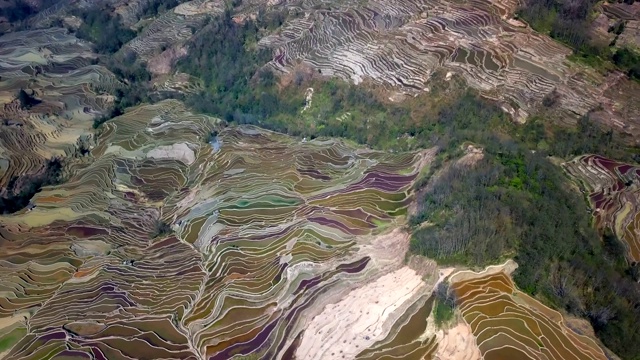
[151,218,173,238]
[177,10,302,123]
[186,70,423,150]
[17,89,41,109]
[433,282,456,327]
[0,0,39,22]
[520,114,634,162]
[0,157,63,214]
[606,20,640,79]
[518,0,640,80]
[518,0,599,47]
[409,92,640,359]
[613,47,640,80]
[141,0,182,18]
[93,51,152,128]
[71,7,136,54]
[0,0,61,28]
[298,80,414,146]
[178,10,430,150]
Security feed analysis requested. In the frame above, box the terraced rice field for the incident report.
[259,0,640,127]
[123,0,221,62]
[0,99,433,359]
[0,27,118,190]
[354,294,438,360]
[17,0,640,134]
[564,154,640,262]
[451,269,608,360]
[21,0,640,132]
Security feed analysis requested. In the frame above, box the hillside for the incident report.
[1,0,639,359]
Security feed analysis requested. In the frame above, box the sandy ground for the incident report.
[290,228,422,359]
[147,143,196,165]
[294,225,455,360]
[434,322,482,360]
[353,228,411,268]
[148,46,188,75]
[295,266,427,360]
[456,145,484,167]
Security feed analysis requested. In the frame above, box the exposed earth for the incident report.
[1,0,639,359]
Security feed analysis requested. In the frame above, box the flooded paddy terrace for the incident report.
[0,99,441,359]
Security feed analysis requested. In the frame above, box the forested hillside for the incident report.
[519,0,640,79]
[77,18,640,356]
[409,97,640,358]
[1,0,640,359]
[177,14,640,352]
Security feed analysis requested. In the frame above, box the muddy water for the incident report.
[513,57,560,82]
[356,295,435,359]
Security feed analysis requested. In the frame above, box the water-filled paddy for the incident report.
[0,100,424,359]
[452,271,608,360]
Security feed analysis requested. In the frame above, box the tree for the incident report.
[17,89,41,109]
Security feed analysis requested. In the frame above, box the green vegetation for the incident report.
[433,281,456,327]
[0,0,58,23]
[55,7,640,358]
[71,7,136,54]
[66,4,153,129]
[518,0,598,50]
[141,0,182,18]
[0,326,27,353]
[408,93,640,358]
[0,0,70,33]
[178,10,302,124]
[613,47,640,80]
[92,53,152,129]
[0,158,63,214]
[151,219,173,238]
[92,51,152,129]
[518,0,640,79]
[17,89,41,109]
[523,115,634,162]
[48,4,154,130]
[0,1,38,22]
[433,298,454,327]
[178,11,433,150]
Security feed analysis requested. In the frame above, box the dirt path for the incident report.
[434,322,482,360]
